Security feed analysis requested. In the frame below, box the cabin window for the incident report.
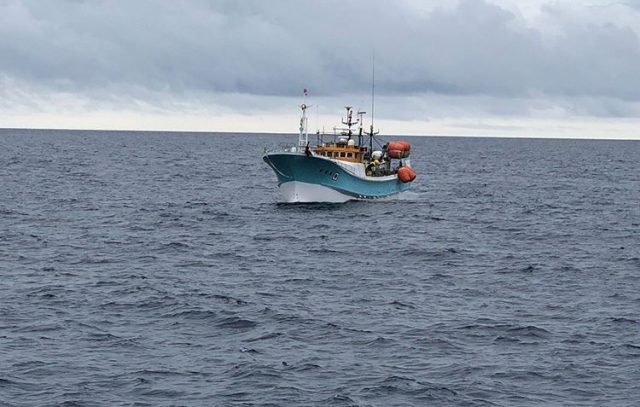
[347,153,353,158]
[340,152,346,158]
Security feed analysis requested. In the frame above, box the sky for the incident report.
[1,0,640,139]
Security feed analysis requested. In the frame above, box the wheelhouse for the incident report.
[314,145,365,163]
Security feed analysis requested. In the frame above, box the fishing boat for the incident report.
[263,91,417,203]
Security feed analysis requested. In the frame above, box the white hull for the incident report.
[279,181,352,203]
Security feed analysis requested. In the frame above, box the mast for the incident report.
[341,106,358,139]
[357,110,366,147]
[298,88,309,147]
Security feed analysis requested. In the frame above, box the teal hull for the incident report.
[263,153,412,200]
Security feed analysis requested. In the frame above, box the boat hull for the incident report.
[263,152,412,203]
[280,181,354,203]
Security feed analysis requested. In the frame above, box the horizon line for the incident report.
[1,127,638,142]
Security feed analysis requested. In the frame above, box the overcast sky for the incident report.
[1,0,640,138]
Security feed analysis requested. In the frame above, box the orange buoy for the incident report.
[388,149,408,159]
[388,141,411,152]
[397,166,417,183]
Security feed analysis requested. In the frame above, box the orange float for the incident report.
[388,141,411,152]
[387,141,411,158]
[389,141,411,151]
[397,166,417,183]
[388,149,408,159]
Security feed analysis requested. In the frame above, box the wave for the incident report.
[215,316,257,329]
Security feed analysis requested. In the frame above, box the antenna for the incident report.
[371,51,375,132]
[366,51,378,154]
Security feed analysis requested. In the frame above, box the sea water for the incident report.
[1,129,638,406]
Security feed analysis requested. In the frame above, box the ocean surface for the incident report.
[1,129,639,407]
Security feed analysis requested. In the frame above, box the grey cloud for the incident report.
[1,0,640,113]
